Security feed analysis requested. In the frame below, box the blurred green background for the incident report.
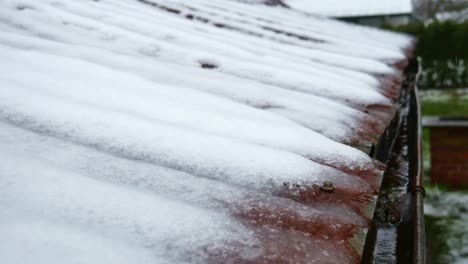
[419,89,467,264]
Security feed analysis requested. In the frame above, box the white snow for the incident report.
[0,152,259,264]
[286,0,413,18]
[0,0,413,262]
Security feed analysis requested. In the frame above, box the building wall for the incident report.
[430,127,468,188]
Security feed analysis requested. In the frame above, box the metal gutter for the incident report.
[408,58,425,264]
[361,58,425,263]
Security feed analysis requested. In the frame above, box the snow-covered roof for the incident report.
[287,0,413,18]
[0,0,413,263]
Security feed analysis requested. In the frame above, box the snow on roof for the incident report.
[286,0,414,18]
[0,0,413,263]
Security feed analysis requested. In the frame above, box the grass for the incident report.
[420,88,468,116]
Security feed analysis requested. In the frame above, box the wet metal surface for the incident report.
[362,59,425,264]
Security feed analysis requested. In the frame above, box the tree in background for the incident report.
[414,0,468,21]
[382,1,468,89]
[383,19,468,89]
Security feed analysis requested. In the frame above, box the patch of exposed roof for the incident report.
[0,0,413,263]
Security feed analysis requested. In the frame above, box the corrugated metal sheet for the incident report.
[0,0,413,263]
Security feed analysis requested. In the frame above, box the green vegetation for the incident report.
[383,20,468,61]
[425,214,466,263]
[425,185,468,263]
[383,20,468,89]
[420,89,468,116]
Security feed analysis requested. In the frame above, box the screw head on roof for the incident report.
[320,181,335,192]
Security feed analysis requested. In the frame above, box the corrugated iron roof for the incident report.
[0,0,413,263]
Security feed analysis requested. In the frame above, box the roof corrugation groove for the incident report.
[0,0,413,263]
